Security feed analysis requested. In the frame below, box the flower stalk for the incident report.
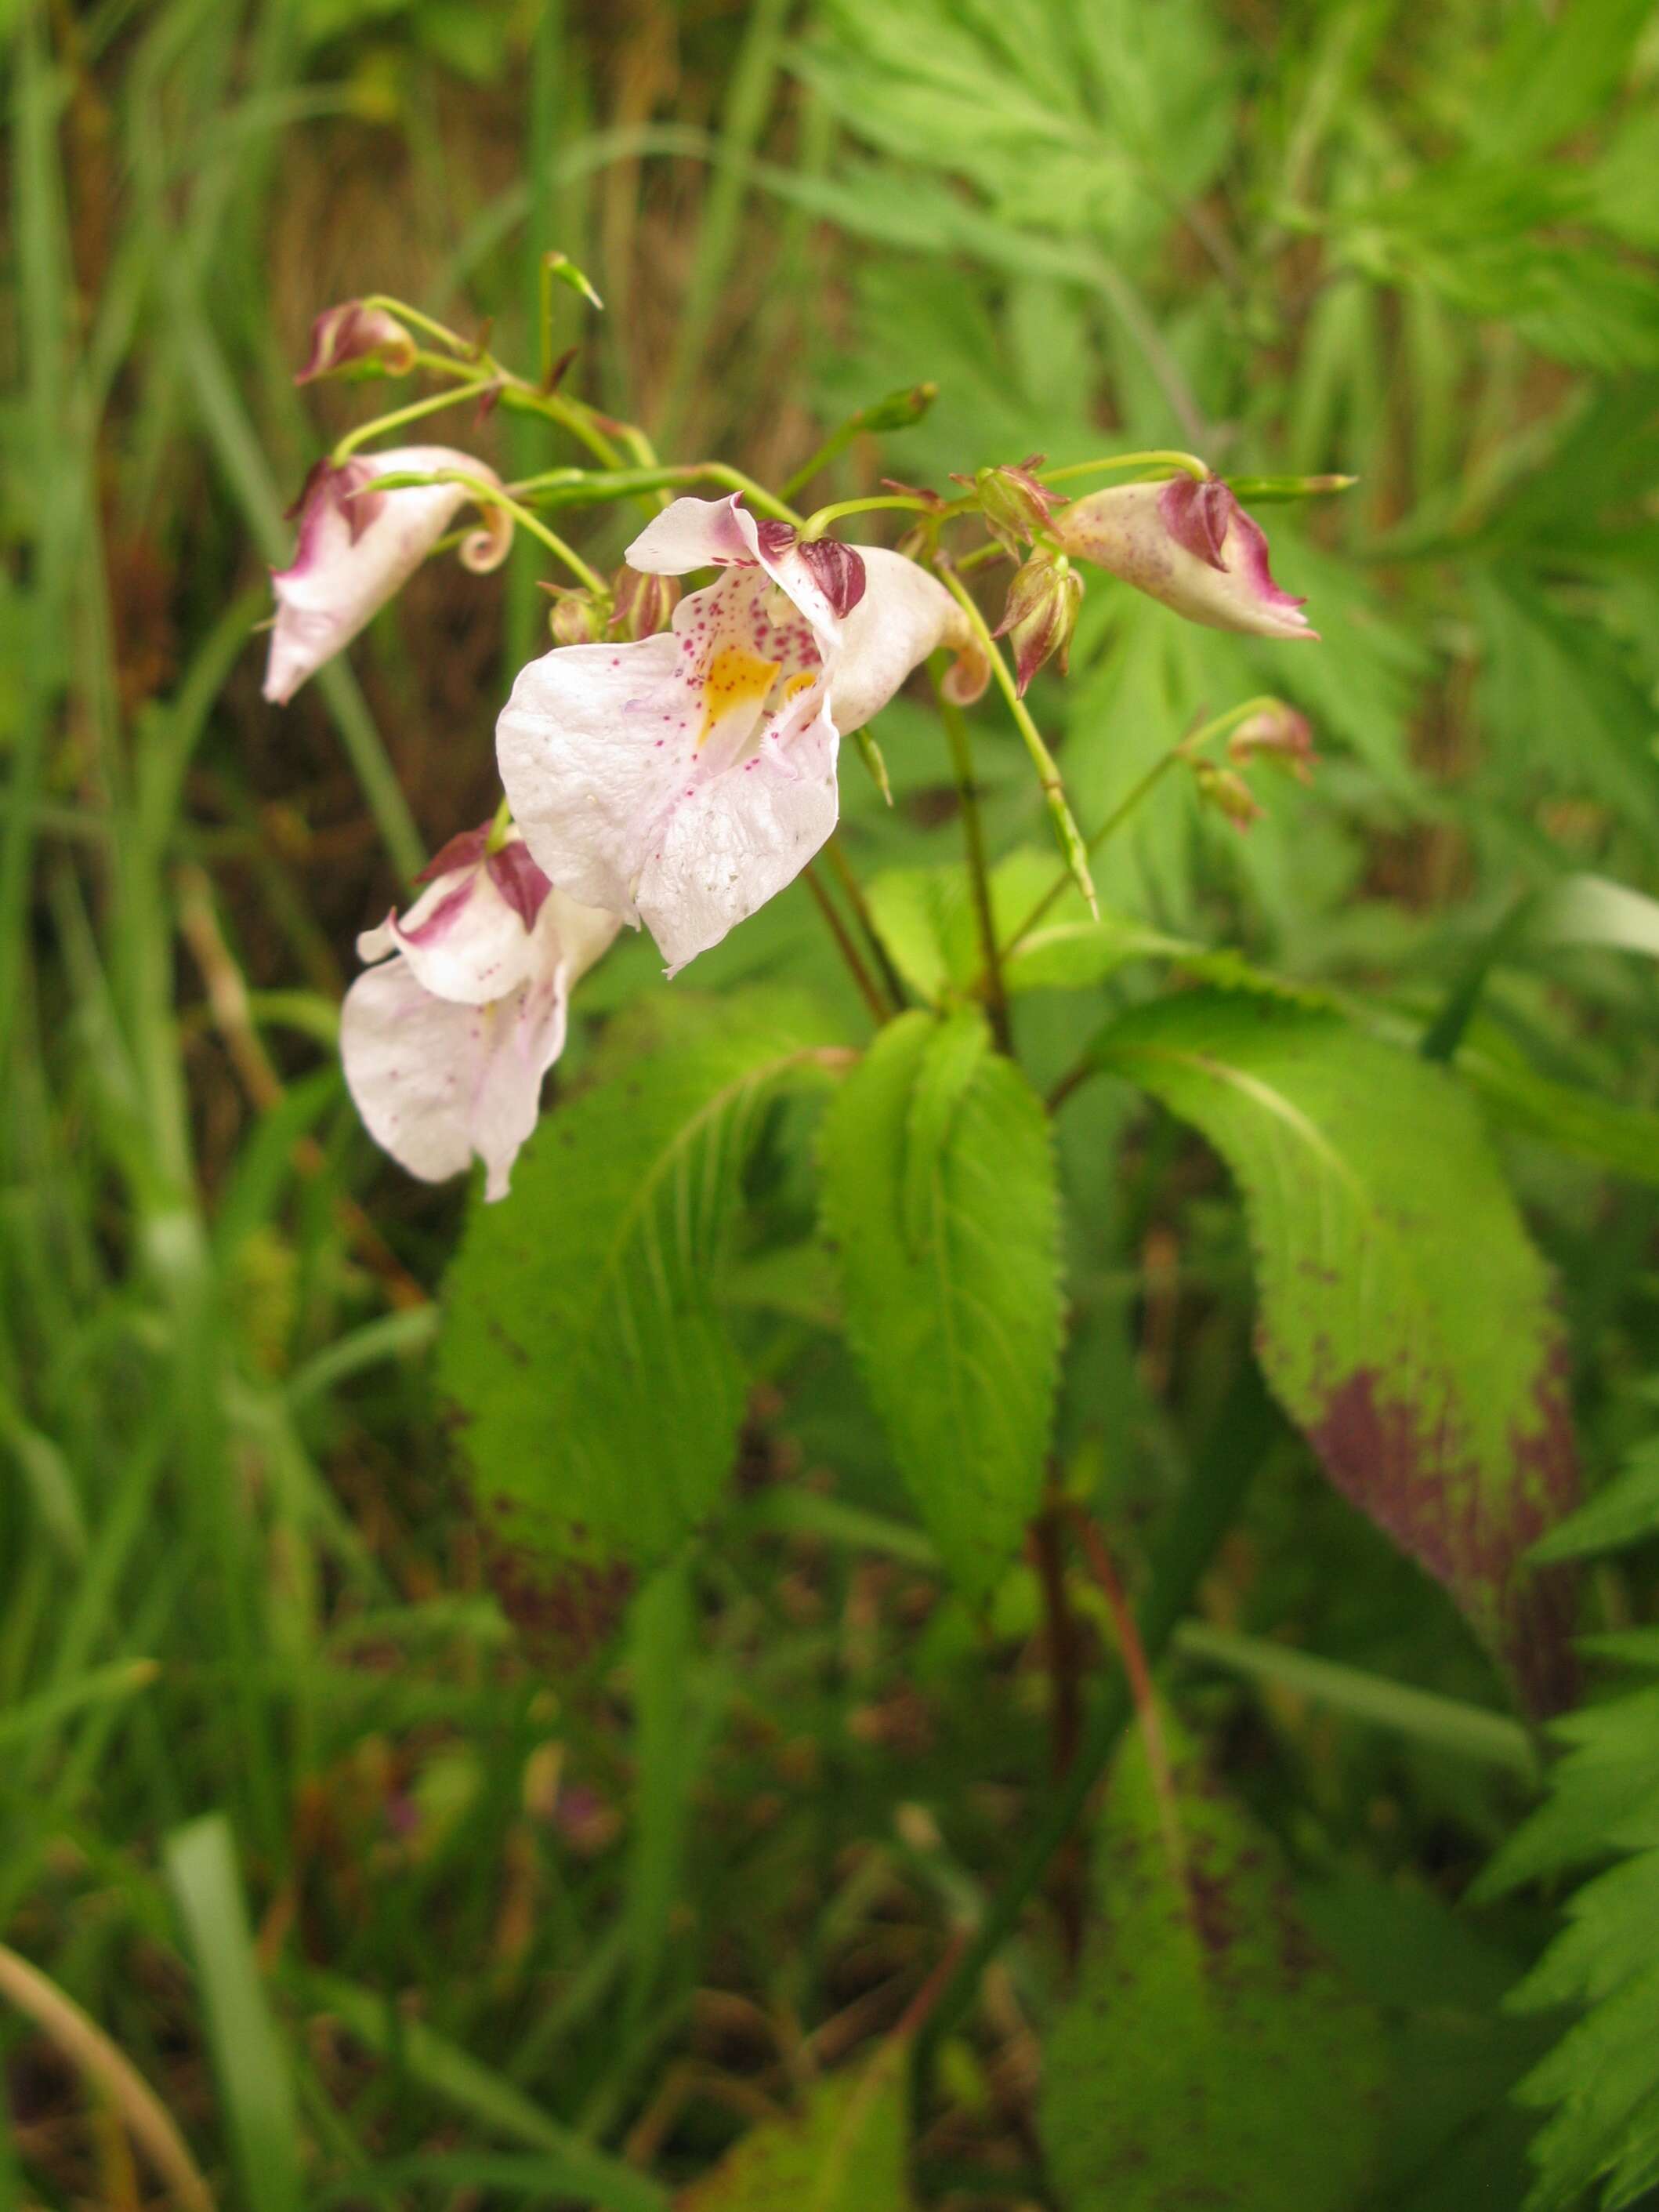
[937,566,1098,920]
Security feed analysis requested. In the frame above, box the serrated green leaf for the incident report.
[1533,1439,1659,1565]
[679,2054,909,2212]
[1092,991,1580,1710]
[439,995,842,1642]
[818,1010,1062,1597]
[1041,1720,1386,2211]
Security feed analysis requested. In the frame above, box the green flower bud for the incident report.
[1191,761,1263,832]
[952,454,1062,556]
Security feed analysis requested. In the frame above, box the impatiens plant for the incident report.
[259,274,1585,2183]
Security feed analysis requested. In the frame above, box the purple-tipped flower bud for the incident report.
[545,586,604,646]
[954,455,1063,557]
[1191,761,1264,832]
[607,564,682,642]
[1227,702,1317,784]
[1052,476,1317,641]
[294,301,417,386]
[992,552,1084,696]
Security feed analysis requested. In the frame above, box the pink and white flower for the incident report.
[1051,477,1317,642]
[495,494,973,973]
[294,300,416,385]
[341,825,619,1202]
[263,446,512,705]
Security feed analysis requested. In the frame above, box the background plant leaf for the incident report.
[1040,1717,1387,2211]
[1091,990,1580,1710]
[817,1008,1062,1597]
[676,2053,910,2212]
[439,994,841,1645]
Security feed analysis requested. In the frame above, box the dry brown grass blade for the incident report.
[0,1942,218,2212]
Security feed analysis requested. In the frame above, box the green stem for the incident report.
[1040,449,1212,486]
[824,836,908,1014]
[953,539,1010,575]
[434,472,607,594]
[937,568,1097,919]
[485,793,514,853]
[801,494,937,539]
[929,657,1011,1056]
[331,379,494,463]
[500,383,625,471]
[801,860,890,1026]
[360,294,472,355]
[907,1365,1277,2130]
[511,462,800,525]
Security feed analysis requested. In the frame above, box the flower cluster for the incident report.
[260,296,1327,1201]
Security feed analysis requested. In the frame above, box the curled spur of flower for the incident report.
[496,494,980,975]
[263,445,513,705]
[294,300,417,385]
[1051,474,1317,642]
[341,823,620,1202]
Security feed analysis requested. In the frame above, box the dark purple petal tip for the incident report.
[486,839,554,932]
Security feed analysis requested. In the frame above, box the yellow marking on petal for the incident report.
[698,647,782,746]
[780,670,817,702]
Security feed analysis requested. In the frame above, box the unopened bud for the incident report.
[953,455,1062,555]
[1226,702,1316,785]
[859,381,938,433]
[1191,762,1263,832]
[294,301,416,386]
[993,553,1084,695]
[545,586,604,646]
[607,564,681,641]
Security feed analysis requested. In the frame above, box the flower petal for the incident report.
[359,836,551,1006]
[828,549,968,731]
[1053,480,1317,642]
[263,444,505,705]
[498,564,837,970]
[342,956,569,1200]
[625,494,844,646]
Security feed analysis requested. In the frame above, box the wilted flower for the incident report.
[496,494,976,974]
[1052,476,1317,641]
[1191,761,1264,832]
[294,300,417,385]
[993,552,1084,695]
[263,446,513,705]
[607,564,681,643]
[954,455,1062,557]
[1227,701,1317,783]
[341,824,619,1201]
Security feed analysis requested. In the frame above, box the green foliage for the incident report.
[866,846,1187,1005]
[818,1009,1063,1596]
[165,1815,303,2212]
[9,0,1659,2200]
[678,2056,910,2212]
[1093,991,1579,1709]
[440,995,839,1632]
[1041,1719,1387,2211]
[1475,1425,1659,2212]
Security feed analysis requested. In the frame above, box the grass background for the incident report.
[4,0,1659,2205]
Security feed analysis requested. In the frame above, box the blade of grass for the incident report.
[1171,1623,1540,1778]
[301,1970,670,2212]
[165,1814,305,2212]
[0,1942,217,2212]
